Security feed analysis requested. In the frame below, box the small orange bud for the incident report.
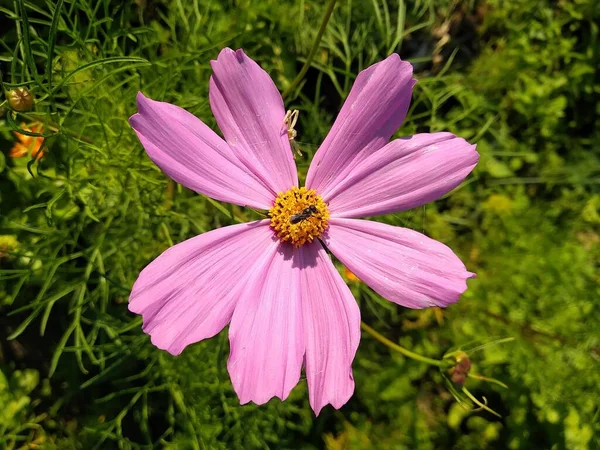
[344,268,360,282]
[7,87,34,112]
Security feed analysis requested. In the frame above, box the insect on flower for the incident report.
[129,48,479,415]
[283,109,302,158]
[283,109,299,140]
[289,204,320,224]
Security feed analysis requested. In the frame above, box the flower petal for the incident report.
[130,92,274,209]
[323,218,475,309]
[228,244,304,405]
[299,240,361,415]
[129,220,277,355]
[10,143,28,158]
[306,54,415,196]
[209,48,298,195]
[325,133,479,218]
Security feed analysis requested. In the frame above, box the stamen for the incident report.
[269,187,330,247]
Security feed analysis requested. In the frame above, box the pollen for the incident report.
[269,187,330,247]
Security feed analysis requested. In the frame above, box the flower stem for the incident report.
[361,321,449,368]
[467,372,508,389]
[282,0,337,99]
[462,386,502,418]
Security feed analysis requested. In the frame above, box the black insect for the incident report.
[290,205,319,224]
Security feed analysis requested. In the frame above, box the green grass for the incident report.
[1,0,599,448]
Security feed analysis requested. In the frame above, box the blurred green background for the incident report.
[1,0,599,448]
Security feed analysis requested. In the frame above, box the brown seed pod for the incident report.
[450,352,472,386]
[7,87,34,112]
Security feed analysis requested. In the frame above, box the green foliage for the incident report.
[0,0,598,448]
[0,367,46,448]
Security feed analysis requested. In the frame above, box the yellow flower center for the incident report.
[269,187,330,247]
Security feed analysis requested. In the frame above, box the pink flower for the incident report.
[129,48,478,415]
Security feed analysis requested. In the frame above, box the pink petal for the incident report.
[299,241,361,415]
[228,244,304,405]
[129,220,278,355]
[130,93,274,209]
[306,54,415,197]
[326,133,479,218]
[209,48,298,195]
[323,219,475,309]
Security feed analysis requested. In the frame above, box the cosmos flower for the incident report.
[10,122,44,159]
[129,48,478,415]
